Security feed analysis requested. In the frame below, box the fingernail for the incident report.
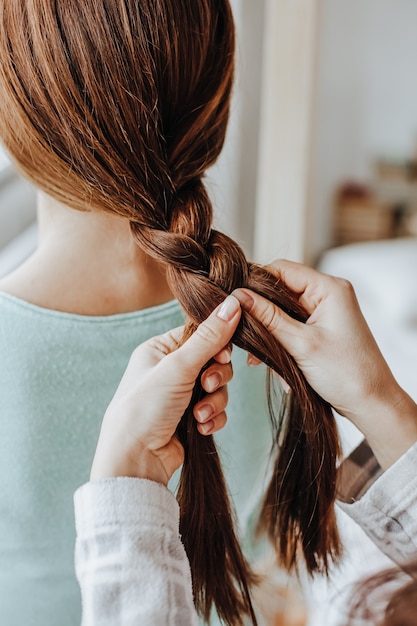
[248,354,262,367]
[205,372,221,392]
[216,343,233,364]
[197,404,214,422]
[233,289,254,311]
[221,346,232,364]
[200,420,214,434]
[217,295,240,321]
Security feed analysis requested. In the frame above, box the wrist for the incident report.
[90,440,169,486]
[348,385,417,470]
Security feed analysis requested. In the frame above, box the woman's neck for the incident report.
[0,192,174,315]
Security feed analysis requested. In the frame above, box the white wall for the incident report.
[0,172,37,248]
[254,0,319,265]
[207,0,265,257]
[210,0,318,264]
[310,0,417,261]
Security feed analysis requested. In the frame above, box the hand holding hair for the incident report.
[234,259,417,471]
[90,295,241,486]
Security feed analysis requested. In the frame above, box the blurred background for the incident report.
[1,2,416,623]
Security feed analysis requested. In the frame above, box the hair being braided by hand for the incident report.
[131,178,342,584]
[0,1,341,623]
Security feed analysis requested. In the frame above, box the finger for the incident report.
[172,295,241,376]
[247,353,262,367]
[233,288,304,355]
[164,325,186,346]
[194,386,229,424]
[265,259,322,294]
[213,343,233,365]
[131,326,185,371]
[266,259,337,315]
[146,327,183,356]
[197,410,227,436]
[201,361,233,393]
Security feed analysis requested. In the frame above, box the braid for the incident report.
[131,179,342,592]
[0,1,342,624]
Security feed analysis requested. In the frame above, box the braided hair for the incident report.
[0,1,341,623]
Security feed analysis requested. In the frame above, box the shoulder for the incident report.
[0,284,56,357]
[0,275,16,294]
[0,250,67,311]
[0,265,40,303]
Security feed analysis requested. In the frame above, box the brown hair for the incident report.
[0,1,341,623]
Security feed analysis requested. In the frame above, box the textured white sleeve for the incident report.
[338,441,417,567]
[74,477,198,626]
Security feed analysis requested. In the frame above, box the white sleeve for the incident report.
[337,440,417,567]
[74,477,198,626]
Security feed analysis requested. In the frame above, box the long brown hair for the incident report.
[0,1,341,623]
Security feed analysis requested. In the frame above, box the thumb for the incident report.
[173,295,242,376]
[233,288,304,356]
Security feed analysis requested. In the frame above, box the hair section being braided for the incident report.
[132,203,342,579]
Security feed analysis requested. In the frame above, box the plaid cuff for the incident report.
[337,439,383,503]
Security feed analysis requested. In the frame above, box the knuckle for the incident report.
[307,335,321,355]
[336,277,356,298]
[213,361,232,379]
[130,344,143,359]
[266,260,282,277]
[130,342,148,361]
[147,337,170,355]
[195,320,222,345]
[224,362,233,382]
[216,411,228,429]
[218,383,229,404]
[258,303,281,333]
[307,281,320,299]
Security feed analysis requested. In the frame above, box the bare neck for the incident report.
[0,193,174,315]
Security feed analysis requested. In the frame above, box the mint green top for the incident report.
[0,293,271,626]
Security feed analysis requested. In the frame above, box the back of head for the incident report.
[0,0,248,317]
[0,0,233,225]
